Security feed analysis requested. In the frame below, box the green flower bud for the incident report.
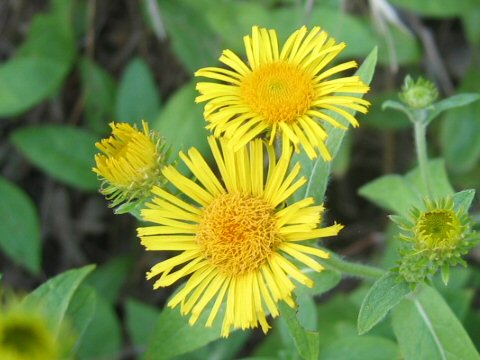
[399,75,439,110]
[391,197,478,285]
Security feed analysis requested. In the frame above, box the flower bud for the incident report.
[93,120,168,208]
[399,75,438,110]
[392,197,478,285]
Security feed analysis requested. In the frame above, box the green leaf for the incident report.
[76,293,122,360]
[295,292,318,332]
[442,288,474,322]
[0,177,41,274]
[465,310,480,351]
[282,280,350,358]
[432,268,474,322]
[331,131,352,178]
[440,70,480,173]
[358,273,411,335]
[428,93,480,124]
[239,357,278,360]
[292,47,377,204]
[0,58,70,117]
[175,331,251,360]
[157,0,220,73]
[453,189,475,212]
[146,303,224,359]
[126,299,160,350]
[316,294,359,349]
[358,175,420,216]
[359,159,453,215]
[298,269,342,297]
[65,285,97,353]
[392,285,480,360]
[462,8,480,46]
[22,265,95,337]
[11,125,99,191]
[389,0,479,17]
[87,255,133,304]
[50,0,76,28]
[17,13,75,64]
[152,81,210,159]
[0,9,75,117]
[202,1,272,53]
[382,100,412,119]
[115,58,161,124]
[279,302,319,360]
[405,159,454,199]
[79,57,117,134]
[319,336,400,360]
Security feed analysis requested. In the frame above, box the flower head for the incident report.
[137,138,343,336]
[0,306,59,360]
[399,75,438,110]
[93,121,167,208]
[392,197,478,284]
[195,26,370,160]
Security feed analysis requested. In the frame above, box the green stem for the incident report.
[414,121,432,198]
[322,255,385,279]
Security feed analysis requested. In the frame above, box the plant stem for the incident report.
[414,121,432,198]
[322,255,385,279]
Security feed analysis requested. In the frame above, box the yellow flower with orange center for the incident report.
[137,137,343,337]
[195,26,370,160]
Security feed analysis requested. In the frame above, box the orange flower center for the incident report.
[196,193,280,275]
[240,61,315,124]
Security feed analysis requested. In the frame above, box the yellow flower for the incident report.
[93,121,166,207]
[137,137,343,336]
[195,25,370,160]
[0,308,59,360]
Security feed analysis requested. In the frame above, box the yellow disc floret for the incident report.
[415,209,462,252]
[240,62,315,124]
[197,192,280,275]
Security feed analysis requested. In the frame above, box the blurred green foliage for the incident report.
[1,0,480,359]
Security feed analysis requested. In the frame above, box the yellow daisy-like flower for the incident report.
[195,25,370,160]
[0,309,59,360]
[93,120,166,207]
[137,137,343,337]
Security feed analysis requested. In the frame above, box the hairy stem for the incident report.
[414,121,432,198]
[322,255,385,279]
